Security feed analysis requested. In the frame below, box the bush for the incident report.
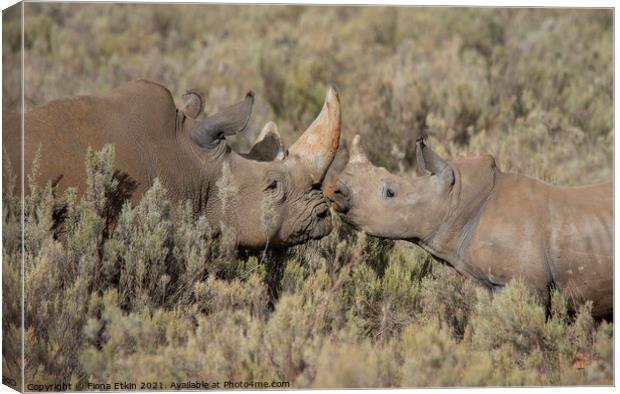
[2,146,612,387]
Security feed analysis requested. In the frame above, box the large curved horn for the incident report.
[288,86,341,182]
[192,91,254,149]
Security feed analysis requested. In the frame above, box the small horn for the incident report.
[348,134,369,164]
[288,86,341,182]
[256,121,282,144]
[246,121,286,161]
[192,91,254,149]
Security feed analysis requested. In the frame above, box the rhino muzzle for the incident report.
[325,180,351,214]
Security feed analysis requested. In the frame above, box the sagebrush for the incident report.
[1,145,613,388]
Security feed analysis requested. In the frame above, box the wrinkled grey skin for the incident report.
[326,135,612,317]
[3,80,342,250]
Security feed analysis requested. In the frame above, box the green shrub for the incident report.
[3,140,613,388]
[400,320,496,387]
[419,263,478,339]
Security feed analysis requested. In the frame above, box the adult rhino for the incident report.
[326,134,612,318]
[3,79,342,250]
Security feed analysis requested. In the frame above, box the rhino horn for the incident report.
[348,134,369,164]
[247,121,286,161]
[288,86,341,182]
[192,91,254,149]
[181,90,204,119]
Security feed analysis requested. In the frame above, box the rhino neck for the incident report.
[147,117,223,214]
[417,156,499,283]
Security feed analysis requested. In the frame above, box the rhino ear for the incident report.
[181,90,204,119]
[246,121,286,161]
[191,91,254,149]
[415,138,454,185]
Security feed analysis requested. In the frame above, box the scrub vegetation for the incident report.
[2,4,613,388]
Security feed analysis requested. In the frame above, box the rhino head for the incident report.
[180,86,341,249]
[325,134,455,241]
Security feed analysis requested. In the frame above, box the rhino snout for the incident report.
[316,202,330,219]
[310,202,332,239]
[325,180,351,214]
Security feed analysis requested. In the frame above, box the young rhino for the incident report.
[326,135,612,317]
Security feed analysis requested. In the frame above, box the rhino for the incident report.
[326,134,612,317]
[3,79,342,250]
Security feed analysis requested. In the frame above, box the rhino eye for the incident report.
[380,181,399,200]
[266,180,278,191]
[266,178,286,202]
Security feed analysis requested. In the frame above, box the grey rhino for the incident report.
[326,134,612,317]
[3,79,342,250]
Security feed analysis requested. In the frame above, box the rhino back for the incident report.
[465,173,612,314]
[3,80,182,199]
[545,181,612,315]
[464,173,552,298]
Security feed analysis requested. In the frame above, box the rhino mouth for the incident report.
[283,200,333,246]
[329,199,348,214]
[324,181,350,214]
[311,203,332,238]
